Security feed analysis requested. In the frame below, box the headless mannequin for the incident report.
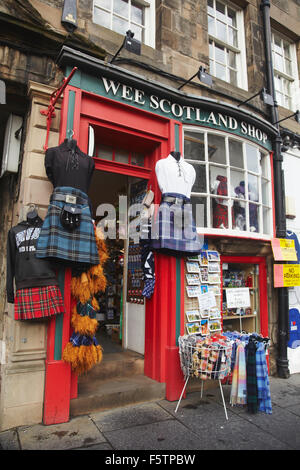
[170,150,181,161]
[65,138,77,151]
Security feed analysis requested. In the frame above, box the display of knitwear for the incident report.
[62,227,108,375]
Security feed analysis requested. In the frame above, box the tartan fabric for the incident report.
[151,193,203,255]
[36,186,99,266]
[256,342,272,414]
[246,340,258,413]
[14,285,64,320]
[70,332,99,347]
[230,342,247,406]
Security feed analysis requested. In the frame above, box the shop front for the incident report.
[41,46,278,424]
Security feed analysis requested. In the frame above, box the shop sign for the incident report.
[271,238,298,261]
[274,264,300,287]
[99,77,270,147]
[225,287,251,308]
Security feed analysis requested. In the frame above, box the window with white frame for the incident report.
[184,129,273,237]
[271,31,299,111]
[207,0,247,90]
[93,0,155,48]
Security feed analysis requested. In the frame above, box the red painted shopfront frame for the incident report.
[43,84,272,424]
[220,255,269,337]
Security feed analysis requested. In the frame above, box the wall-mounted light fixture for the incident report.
[61,0,78,33]
[274,110,300,126]
[110,30,141,64]
[178,66,213,90]
[238,88,274,107]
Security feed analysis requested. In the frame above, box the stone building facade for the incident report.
[0,0,299,431]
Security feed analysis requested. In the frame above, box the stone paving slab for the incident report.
[74,442,113,450]
[90,402,172,433]
[103,419,206,450]
[18,415,106,451]
[0,429,20,450]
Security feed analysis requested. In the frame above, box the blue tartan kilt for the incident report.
[150,192,203,255]
[36,186,99,266]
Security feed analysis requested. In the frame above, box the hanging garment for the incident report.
[140,214,155,299]
[151,193,203,256]
[36,140,98,266]
[288,308,300,348]
[246,340,258,413]
[213,176,231,229]
[230,342,247,406]
[256,342,272,414]
[14,285,64,321]
[36,186,99,266]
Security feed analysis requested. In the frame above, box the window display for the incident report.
[184,130,272,236]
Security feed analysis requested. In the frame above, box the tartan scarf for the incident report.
[256,342,272,414]
[246,340,258,413]
[230,342,247,406]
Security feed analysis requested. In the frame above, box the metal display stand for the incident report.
[175,335,232,420]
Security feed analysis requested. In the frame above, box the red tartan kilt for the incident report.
[14,285,64,321]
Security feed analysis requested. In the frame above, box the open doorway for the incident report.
[89,169,148,356]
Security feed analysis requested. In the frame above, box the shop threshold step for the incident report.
[70,375,166,417]
[78,351,145,382]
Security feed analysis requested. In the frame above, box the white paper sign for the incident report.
[198,291,216,310]
[226,287,251,308]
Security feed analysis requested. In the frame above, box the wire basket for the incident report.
[178,335,232,381]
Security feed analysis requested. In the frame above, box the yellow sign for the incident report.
[274,264,300,287]
[271,238,298,261]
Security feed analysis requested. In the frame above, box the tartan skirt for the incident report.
[14,285,64,321]
[150,192,203,255]
[36,186,99,266]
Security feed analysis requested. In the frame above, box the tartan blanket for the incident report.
[230,342,247,406]
[14,285,64,320]
[151,193,203,255]
[36,186,99,266]
[256,342,272,414]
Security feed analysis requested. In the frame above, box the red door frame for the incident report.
[43,84,184,423]
[221,255,269,337]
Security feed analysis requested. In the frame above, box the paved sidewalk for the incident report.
[1,374,300,451]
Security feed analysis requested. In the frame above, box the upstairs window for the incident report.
[93,0,155,48]
[271,32,300,111]
[207,0,248,90]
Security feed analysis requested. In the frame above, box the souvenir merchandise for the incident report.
[223,331,272,414]
[186,310,201,322]
[6,210,64,321]
[36,139,99,266]
[62,228,108,375]
[186,322,201,334]
[211,175,234,229]
[151,152,203,256]
[184,250,221,335]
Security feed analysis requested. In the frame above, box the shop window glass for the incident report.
[191,195,207,227]
[97,145,113,160]
[131,152,144,166]
[115,149,129,163]
[184,129,272,237]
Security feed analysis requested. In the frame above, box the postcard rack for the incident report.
[175,334,232,420]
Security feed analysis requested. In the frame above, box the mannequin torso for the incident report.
[155,154,196,198]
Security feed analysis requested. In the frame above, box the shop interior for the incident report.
[222,262,260,333]
[89,169,147,354]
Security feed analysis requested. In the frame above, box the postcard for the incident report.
[207,285,221,296]
[186,261,200,273]
[186,310,201,322]
[208,262,220,273]
[200,267,209,283]
[200,308,210,318]
[209,307,221,319]
[208,272,221,284]
[200,319,209,335]
[200,285,208,293]
[207,250,220,262]
[186,285,201,297]
[200,251,208,266]
[186,273,200,285]
[186,322,201,335]
[209,319,222,332]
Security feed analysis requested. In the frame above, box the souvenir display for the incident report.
[36,139,99,266]
[186,310,201,322]
[184,250,221,335]
[151,152,203,256]
[62,228,108,375]
[6,208,64,321]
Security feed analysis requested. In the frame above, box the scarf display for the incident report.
[256,342,272,414]
[230,342,247,406]
[246,340,258,413]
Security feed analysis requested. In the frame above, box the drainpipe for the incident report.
[261,0,290,378]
